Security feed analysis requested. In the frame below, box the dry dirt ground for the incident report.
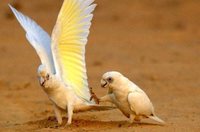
[0,0,200,131]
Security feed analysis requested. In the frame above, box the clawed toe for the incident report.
[89,87,100,104]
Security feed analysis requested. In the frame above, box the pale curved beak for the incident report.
[101,79,108,88]
[39,77,45,86]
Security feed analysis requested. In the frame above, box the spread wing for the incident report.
[9,5,55,74]
[51,0,96,101]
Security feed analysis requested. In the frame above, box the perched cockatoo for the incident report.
[9,0,114,125]
[99,71,165,124]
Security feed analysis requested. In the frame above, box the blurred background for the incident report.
[0,0,200,131]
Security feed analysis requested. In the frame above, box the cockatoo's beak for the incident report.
[39,74,50,87]
[39,77,45,86]
[101,79,108,88]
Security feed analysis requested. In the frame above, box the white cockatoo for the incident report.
[99,71,165,124]
[9,0,114,125]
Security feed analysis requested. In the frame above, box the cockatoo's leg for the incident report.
[73,104,115,113]
[129,114,141,123]
[99,94,113,103]
[134,115,141,122]
[66,104,74,125]
[53,104,63,125]
[89,87,99,104]
[129,114,135,123]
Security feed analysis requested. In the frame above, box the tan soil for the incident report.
[0,0,200,131]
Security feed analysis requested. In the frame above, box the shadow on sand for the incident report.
[22,116,164,129]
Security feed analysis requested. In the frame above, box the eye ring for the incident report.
[46,74,50,80]
[107,77,113,83]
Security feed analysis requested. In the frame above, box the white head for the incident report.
[101,71,126,89]
[38,65,48,77]
[37,65,50,87]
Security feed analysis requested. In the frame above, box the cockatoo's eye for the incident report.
[46,74,50,80]
[107,77,113,83]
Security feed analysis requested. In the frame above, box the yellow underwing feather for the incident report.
[51,0,96,101]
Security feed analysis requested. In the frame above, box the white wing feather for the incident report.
[9,5,55,74]
[51,0,96,101]
[128,91,153,116]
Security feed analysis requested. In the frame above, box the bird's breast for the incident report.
[112,91,132,117]
[48,88,68,109]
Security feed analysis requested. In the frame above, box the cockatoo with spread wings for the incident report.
[9,0,113,125]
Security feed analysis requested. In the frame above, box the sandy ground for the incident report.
[0,0,200,131]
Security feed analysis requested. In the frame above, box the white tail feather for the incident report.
[149,115,165,125]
